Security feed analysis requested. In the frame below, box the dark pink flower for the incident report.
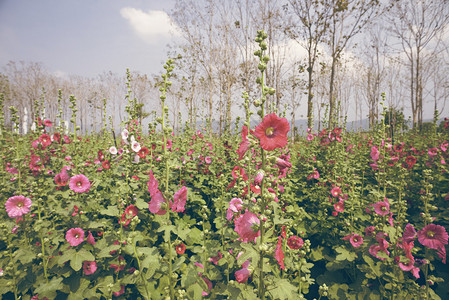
[235,267,250,283]
[5,195,32,219]
[403,223,416,243]
[148,191,166,215]
[365,226,375,236]
[54,170,70,187]
[372,198,389,216]
[350,234,363,248]
[87,231,96,245]
[171,186,187,213]
[331,186,341,198]
[147,170,159,197]
[234,210,260,243]
[237,126,250,160]
[65,228,85,246]
[287,236,304,249]
[69,174,91,193]
[417,224,448,250]
[274,236,285,270]
[83,261,97,275]
[254,113,290,151]
[334,201,345,212]
[39,134,52,147]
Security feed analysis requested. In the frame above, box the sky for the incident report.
[0,0,179,77]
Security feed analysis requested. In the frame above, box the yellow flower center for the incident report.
[427,230,435,238]
[77,181,82,187]
[75,234,80,239]
[17,202,23,208]
[265,127,274,137]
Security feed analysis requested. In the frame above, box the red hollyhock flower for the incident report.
[102,160,110,170]
[138,147,150,158]
[176,243,186,254]
[287,236,304,249]
[39,134,52,147]
[237,125,251,160]
[254,113,290,151]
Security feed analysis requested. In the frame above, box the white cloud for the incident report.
[120,7,180,44]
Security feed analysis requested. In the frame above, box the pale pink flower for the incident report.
[69,174,91,193]
[148,191,166,215]
[65,228,85,246]
[131,141,141,153]
[227,198,243,221]
[5,196,32,219]
[109,146,118,155]
[171,186,187,213]
[205,156,212,164]
[234,210,260,243]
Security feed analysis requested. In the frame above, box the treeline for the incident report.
[1,0,449,136]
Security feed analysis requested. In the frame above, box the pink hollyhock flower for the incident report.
[372,198,389,216]
[87,231,96,245]
[287,236,304,249]
[254,171,264,186]
[43,119,53,127]
[331,186,341,198]
[417,224,448,250]
[274,236,285,270]
[235,267,250,283]
[147,170,159,197]
[231,166,247,180]
[66,228,85,246]
[200,275,213,296]
[39,134,52,147]
[276,158,292,169]
[370,146,380,161]
[69,174,91,193]
[437,246,447,264]
[83,261,97,275]
[428,147,438,157]
[254,113,290,151]
[205,156,212,164]
[334,201,345,213]
[5,195,32,219]
[227,198,243,221]
[234,210,260,243]
[148,191,167,215]
[54,170,70,187]
[209,251,223,265]
[403,223,416,243]
[307,134,314,141]
[237,126,250,160]
[350,234,363,248]
[369,238,390,260]
[365,226,375,236]
[171,186,187,213]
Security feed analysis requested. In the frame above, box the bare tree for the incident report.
[388,0,449,128]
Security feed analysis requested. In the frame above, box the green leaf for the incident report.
[100,205,119,216]
[70,249,95,271]
[98,244,121,258]
[268,278,298,300]
[34,277,64,299]
[13,247,36,264]
[335,246,357,262]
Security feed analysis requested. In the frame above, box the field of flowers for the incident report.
[1,32,449,300]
